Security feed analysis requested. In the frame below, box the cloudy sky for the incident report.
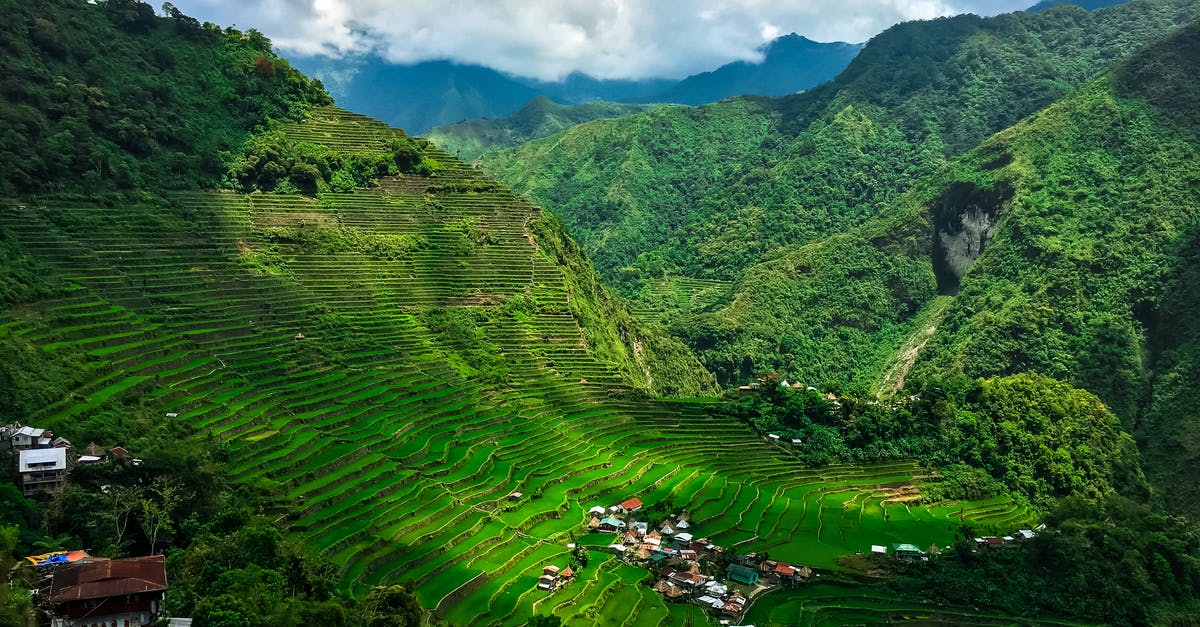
[170,0,1036,80]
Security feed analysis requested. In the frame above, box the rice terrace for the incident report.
[0,108,1037,625]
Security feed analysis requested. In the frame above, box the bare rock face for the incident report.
[930,182,1011,295]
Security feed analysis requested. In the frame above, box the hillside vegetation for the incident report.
[482,0,1198,326]
[0,0,329,196]
[428,97,654,162]
[713,21,1200,514]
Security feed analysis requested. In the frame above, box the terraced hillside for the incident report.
[0,108,1024,625]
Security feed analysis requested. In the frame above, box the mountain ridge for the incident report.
[289,33,861,134]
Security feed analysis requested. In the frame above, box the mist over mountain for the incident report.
[641,34,864,105]
[289,33,861,134]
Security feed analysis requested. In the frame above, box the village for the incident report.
[526,492,1043,624]
[1,422,178,627]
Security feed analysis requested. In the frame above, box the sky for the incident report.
[169,0,1036,81]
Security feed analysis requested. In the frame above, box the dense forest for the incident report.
[0,0,329,196]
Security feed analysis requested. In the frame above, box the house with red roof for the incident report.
[617,497,643,513]
[49,555,168,627]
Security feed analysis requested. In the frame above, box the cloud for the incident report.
[171,0,1033,80]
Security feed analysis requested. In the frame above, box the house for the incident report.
[669,571,706,587]
[618,497,643,513]
[774,562,797,578]
[9,425,51,450]
[598,517,627,533]
[977,536,1004,549]
[560,567,575,580]
[675,532,693,543]
[870,544,888,555]
[675,519,690,529]
[588,506,607,516]
[537,575,555,591]
[758,559,778,573]
[19,447,67,496]
[726,564,759,585]
[1015,529,1036,541]
[49,555,168,627]
[542,565,560,577]
[679,550,697,561]
[697,595,724,609]
[661,523,676,535]
[892,543,923,559]
[507,492,523,501]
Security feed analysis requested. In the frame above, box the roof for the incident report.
[599,517,626,527]
[50,556,167,604]
[775,563,797,576]
[727,564,759,584]
[870,545,888,554]
[560,567,575,578]
[15,426,45,438]
[543,565,560,574]
[82,443,106,457]
[893,543,922,553]
[18,447,67,472]
[619,497,643,510]
[108,446,130,459]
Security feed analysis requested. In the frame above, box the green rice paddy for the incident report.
[0,107,1031,625]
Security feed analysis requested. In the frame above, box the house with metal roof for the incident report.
[49,555,168,627]
[18,447,67,496]
[726,564,759,585]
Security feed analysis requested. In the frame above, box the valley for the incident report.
[2,1,1200,625]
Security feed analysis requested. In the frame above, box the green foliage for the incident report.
[361,585,422,627]
[228,133,435,194]
[482,0,1198,381]
[716,372,1146,505]
[428,96,655,161]
[530,211,717,396]
[894,495,1200,625]
[0,0,330,196]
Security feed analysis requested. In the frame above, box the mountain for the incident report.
[642,34,863,105]
[427,96,654,161]
[714,18,1200,511]
[1028,0,1130,11]
[289,32,863,136]
[288,57,544,135]
[480,0,1199,379]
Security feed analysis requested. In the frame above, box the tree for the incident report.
[140,476,184,554]
[102,485,141,554]
[361,584,422,627]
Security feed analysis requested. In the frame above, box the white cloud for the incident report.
[171,0,1033,80]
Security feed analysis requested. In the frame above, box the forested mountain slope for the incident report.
[716,21,1200,513]
[482,0,1198,318]
[428,96,654,162]
[0,0,329,196]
